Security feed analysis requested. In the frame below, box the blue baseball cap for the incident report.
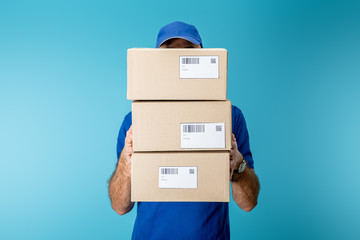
[156,21,203,48]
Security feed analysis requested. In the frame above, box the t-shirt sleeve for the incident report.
[232,106,254,169]
[116,112,132,163]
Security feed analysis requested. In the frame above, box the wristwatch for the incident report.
[237,158,247,174]
[232,158,247,181]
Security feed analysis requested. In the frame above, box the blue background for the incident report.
[1,0,359,239]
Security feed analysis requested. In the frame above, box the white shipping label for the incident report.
[180,123,225,149]
[179,56,219,79]
[159,167,198,189]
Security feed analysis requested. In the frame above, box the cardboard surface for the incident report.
[131,152,230,202]
[132,100,232,152]
[127,48,228,100]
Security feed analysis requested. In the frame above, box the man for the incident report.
[109,21,260,240]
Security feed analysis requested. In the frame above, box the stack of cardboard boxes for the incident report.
[127,48,231,202]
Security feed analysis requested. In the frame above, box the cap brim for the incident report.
[157,36,201,48]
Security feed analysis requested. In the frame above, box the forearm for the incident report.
[231,167,260,212]
[108,151,134,215]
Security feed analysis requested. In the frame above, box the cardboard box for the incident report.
[127,48,228,100]
[131,152,230,202]
[132,100,232,152]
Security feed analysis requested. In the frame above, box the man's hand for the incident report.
[108,125,134,215]
[123,125,133,165]
[229,133,243,180]
[229,134,260,212]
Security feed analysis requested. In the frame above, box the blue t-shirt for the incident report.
[116,105,253,240]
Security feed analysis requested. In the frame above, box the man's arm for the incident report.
[108,126,134,215]
[230,134,260,212]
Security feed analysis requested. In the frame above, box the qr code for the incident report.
[211,58,216,64]
[216,125,222,131]
[189,169,195,174]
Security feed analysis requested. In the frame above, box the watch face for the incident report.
[238,160,246,173]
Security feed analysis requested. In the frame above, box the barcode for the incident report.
[161,168,178,175]
[183,124,205,133]
[182,57,199,64]
[216,125,222,131]
[211,58,216,64]
[189,169,195,174]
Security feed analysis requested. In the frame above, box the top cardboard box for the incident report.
[127,48,228,100]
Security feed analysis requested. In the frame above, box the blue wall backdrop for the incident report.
[1,0,359,239]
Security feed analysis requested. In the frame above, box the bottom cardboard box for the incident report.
[131,152,229,202]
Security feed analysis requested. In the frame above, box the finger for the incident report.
[125,145,133,156]
[126,130,132,138]
[229,159,236,169]
[125,135,132,144]
[126,126,133,137]
[229,149,234,156]
[125,131,132,143]
[125,142,130,150]
[125,152,132,164]
[231,140,237,150]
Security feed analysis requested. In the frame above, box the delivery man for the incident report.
[108,21,260,240]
